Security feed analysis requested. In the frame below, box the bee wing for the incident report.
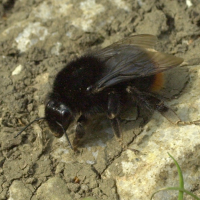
[91,35,183,93]
[95,34,157,59]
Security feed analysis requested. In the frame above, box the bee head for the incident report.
[45,99,74,138]
[15,97,75,150]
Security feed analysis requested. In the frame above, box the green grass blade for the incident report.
[150,187,200,200]
[168,153,184,199]
[150,154,200,200]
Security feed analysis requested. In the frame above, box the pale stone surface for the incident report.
[36,177,72,200]
[9,180,33,200]
[105,65,200,199]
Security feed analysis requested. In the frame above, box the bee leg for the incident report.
[73,115,87,150]
[127,86,181,124]
[155,101,200,125]
[110,118,122,141]
[107,91,122,141]
[141,95,200,125]
[148,97,181,124]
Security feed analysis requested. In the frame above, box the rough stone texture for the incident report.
[36,177,72,200]
[0,0,200,199]
[8,180,33,200]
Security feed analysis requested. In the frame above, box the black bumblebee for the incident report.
[17,34,191,150]
[44,34,185,150]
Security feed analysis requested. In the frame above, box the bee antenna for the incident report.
[62,128,73,150]
[56,122,73,150]
[14,117,46,138]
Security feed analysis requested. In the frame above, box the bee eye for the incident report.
[61,109,68,116]
[47,100,55,108]
[61,108,72,120]
[59,104,67,111]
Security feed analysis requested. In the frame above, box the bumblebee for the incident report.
[44,34,185,150]
[17,34,198,150]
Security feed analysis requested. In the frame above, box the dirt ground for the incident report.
[0,0,200,200]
